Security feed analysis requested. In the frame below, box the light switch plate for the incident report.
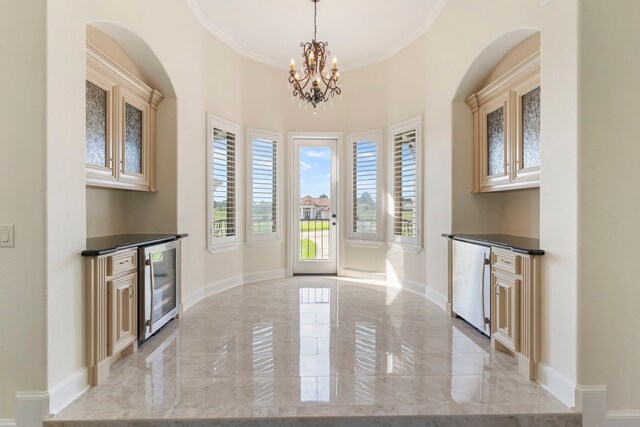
[0,225,14,247]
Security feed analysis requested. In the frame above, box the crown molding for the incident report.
[186,0,288,70]
[341,0,448,71]
[186,0,449,72]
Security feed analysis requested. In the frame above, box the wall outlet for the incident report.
[0,225,15,247]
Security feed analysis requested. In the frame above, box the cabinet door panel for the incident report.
[85,75,117,184]
[478,94,511,191]
[118,89,150,190]
[487,107,506,177]
[493,273,520,353]
[108,273,137,355]
[86,81,108,168]
[124,103,143,174]
[521,87,541,170]
[512,73,541,186]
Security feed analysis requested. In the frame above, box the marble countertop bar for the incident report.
[442,233,544,255]
[82,233,188,257]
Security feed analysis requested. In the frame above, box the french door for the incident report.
[292,138,338,274]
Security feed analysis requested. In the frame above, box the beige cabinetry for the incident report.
[85,42,163,192]
[466,51,540,192]
[86,249,138,385]
[490,247,540,380]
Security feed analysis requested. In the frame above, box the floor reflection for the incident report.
[299,287,331,402]
[54,277,573,420]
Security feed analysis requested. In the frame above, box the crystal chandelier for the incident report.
[288,0,341,109]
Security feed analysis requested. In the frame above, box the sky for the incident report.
[299,147,331,198]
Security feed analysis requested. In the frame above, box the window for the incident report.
[207,114,240,250]
[247,128,282,244]
[348,130,383,242]
[390,116,422,249]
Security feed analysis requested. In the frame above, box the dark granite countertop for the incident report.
[442,233,544,255]
[82,233,188,257]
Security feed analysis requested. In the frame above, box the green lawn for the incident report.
[300,239,317,260]
[300,220,330,232]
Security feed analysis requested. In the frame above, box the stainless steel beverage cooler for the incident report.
[138,239,181,342]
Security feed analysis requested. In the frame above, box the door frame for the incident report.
[287,131,344,277]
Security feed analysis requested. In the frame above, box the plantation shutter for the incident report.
[352,138,378,235]
[251,138,277,235]
[212,127,236,239]
[393,129,417,239]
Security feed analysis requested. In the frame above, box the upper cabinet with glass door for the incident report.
[85,42,163,191]
[466,51,540,192]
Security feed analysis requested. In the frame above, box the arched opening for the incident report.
[84,22,179,237]
[451,28,541,238]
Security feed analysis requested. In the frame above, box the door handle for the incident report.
[146,255,155,334]
[481,255,490,327]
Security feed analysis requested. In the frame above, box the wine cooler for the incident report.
[138,239,181,342]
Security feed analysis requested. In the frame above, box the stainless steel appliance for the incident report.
[452,240,491,336]
[139,240,181,342]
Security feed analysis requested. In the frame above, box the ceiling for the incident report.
[188,0,447,71]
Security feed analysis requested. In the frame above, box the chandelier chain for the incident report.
[314,0,317,41]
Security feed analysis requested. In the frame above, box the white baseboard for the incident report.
[0,420,17,427]
[537,362,576,408]
[576,385,640,427]
[341,268,387,282]
[183,270,285,313]
[386,275,448,311]
[15,391,49,427]
[203,274,243,297]
[48,367,89,415]
[181,287,204,312]
[243,269,286,284]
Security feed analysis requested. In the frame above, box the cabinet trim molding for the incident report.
[466,51,540,193]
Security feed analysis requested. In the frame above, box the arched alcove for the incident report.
[451,28,541,237]
[85,22,179,237]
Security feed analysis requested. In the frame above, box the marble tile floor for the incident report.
[47,276,580,426]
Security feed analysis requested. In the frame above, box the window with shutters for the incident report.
[207,114,240,250]
[247,128,282,245]
[390,116,422,249]
[348,130,383,242]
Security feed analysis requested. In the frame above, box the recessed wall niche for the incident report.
[85,24,178,238]
[452,32,541,239]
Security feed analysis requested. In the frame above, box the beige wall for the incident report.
[578,0,640,411]
[86,188,127,237]
[502,190,540,238]
[0,0,48,419]
[538,0,579,402]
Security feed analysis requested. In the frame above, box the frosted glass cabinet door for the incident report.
[487,107,505,177]
[85,81,109,168]
[124,103,143,174]
[118,90,150,190]
[513,82,541,185]
[521,87,541,170]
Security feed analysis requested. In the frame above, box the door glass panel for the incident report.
[151,248,176,321]
[85,81,108,167]
[522,87,541,169]
[487,107,505,176]
[124,103,143,174]
[299,147,331,261]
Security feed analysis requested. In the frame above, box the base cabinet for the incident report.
[86,249,138,385]
[490,247,540,380]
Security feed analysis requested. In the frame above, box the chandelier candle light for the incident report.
[289,0,341,110]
